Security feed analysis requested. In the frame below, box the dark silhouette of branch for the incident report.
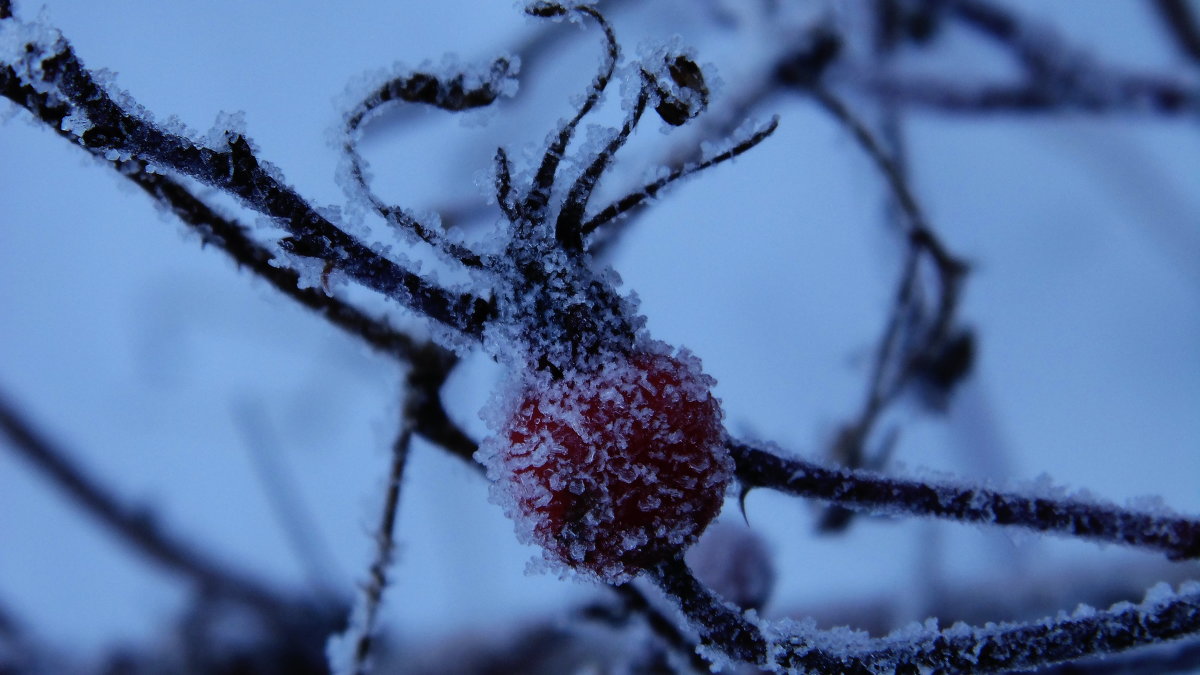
[338,393,415,674]
[731,440,1200,561]
[0,389,290,616]
[808,86,963,278]
[933,0,1200,114]
[781,81,971,532]
[862,76,1200,115]
[1154,0,1200,65]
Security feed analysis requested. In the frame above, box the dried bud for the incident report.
[646,54,709,126]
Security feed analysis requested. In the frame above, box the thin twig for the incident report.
[579,116,780,239]
[938,0,1200,114]
[809,86,963,277]
[605,583,713,674]
[347,413,413,675]
[234,400,343,596]
[1154,0,1200,65]
[862,76,1200,115]
[338,359,441,674]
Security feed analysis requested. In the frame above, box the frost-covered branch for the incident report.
[653,556,1200,673]
[731,440,1200,561]
[0,389,291,616]
[0,16,493,337]
[0,43,432,360]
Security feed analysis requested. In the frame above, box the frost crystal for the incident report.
[477,345,732,583]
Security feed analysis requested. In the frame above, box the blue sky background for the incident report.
[1,0,1198,668]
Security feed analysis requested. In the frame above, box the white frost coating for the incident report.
[476,343,731,583]
[325,601,368,675]
[757,582,1200,674]
[0,17,72,99]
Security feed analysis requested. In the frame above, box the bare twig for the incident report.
[861,76,1200,115]
[234,400,343,597]
[809,86,964,279]
[335,359,442,674]
[935,0,1200,114]
[1154,0,1200,65]
[0,390,290,616]
[348,413,412,674]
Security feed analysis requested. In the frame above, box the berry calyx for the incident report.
[477,346,732,583]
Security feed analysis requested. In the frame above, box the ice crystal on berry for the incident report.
[477,345,732,583]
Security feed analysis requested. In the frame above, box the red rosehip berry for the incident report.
[477,346,732,582]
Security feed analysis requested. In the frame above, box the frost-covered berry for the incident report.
[477,347,732,583]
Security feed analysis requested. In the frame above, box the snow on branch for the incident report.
[731,440,1200,561]
[0,16,493,338]
[653,556,1200,674]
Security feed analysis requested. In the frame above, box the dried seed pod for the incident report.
[647,54,709,126]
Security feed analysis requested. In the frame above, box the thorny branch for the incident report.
[731,440,1200,561]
